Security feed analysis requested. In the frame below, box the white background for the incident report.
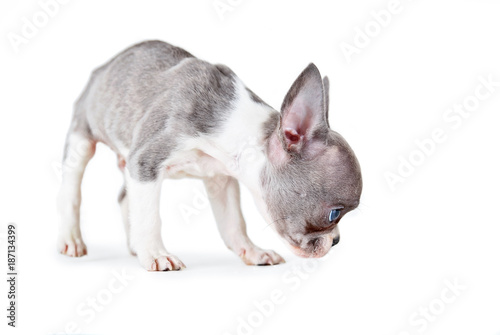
[1,0,500,334]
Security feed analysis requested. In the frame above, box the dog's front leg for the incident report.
[125,169,185,271]
[204,176,285,266]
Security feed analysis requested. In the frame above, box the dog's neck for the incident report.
[201,80,279,196]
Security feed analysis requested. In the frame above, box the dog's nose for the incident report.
[331,236,340,247]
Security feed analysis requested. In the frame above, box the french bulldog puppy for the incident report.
[57,40,362,271]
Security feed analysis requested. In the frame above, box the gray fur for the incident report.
[262,111,280,140]
[278,63,330,156]
[117,186,127,203]
[261,64,362,257]
[322,76,330,128]
[64,40,362,261]
[245,87,269,107]
[261,140,362,255]
[72,40,237,181]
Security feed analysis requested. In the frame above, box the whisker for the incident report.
[351,201,368,214]
[262,216,288,231]
[357,201,369,212]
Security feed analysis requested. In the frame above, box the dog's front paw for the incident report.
[239,247,285,266]
[58,234,87,257]
[137,249,186,271]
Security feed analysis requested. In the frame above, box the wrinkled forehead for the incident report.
[318,145,344,166]
[316,145,362,203]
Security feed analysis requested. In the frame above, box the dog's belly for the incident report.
[163,149,228,179]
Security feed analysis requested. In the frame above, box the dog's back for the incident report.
[71,41,191,150]
[72,40,237,161]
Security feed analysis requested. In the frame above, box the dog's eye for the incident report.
[328,209,341,223]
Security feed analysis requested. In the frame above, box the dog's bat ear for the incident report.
[279,63,329,156]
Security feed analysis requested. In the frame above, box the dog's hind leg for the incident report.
[57,125,96,257]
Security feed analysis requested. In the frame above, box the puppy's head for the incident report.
[261,63,362,258]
